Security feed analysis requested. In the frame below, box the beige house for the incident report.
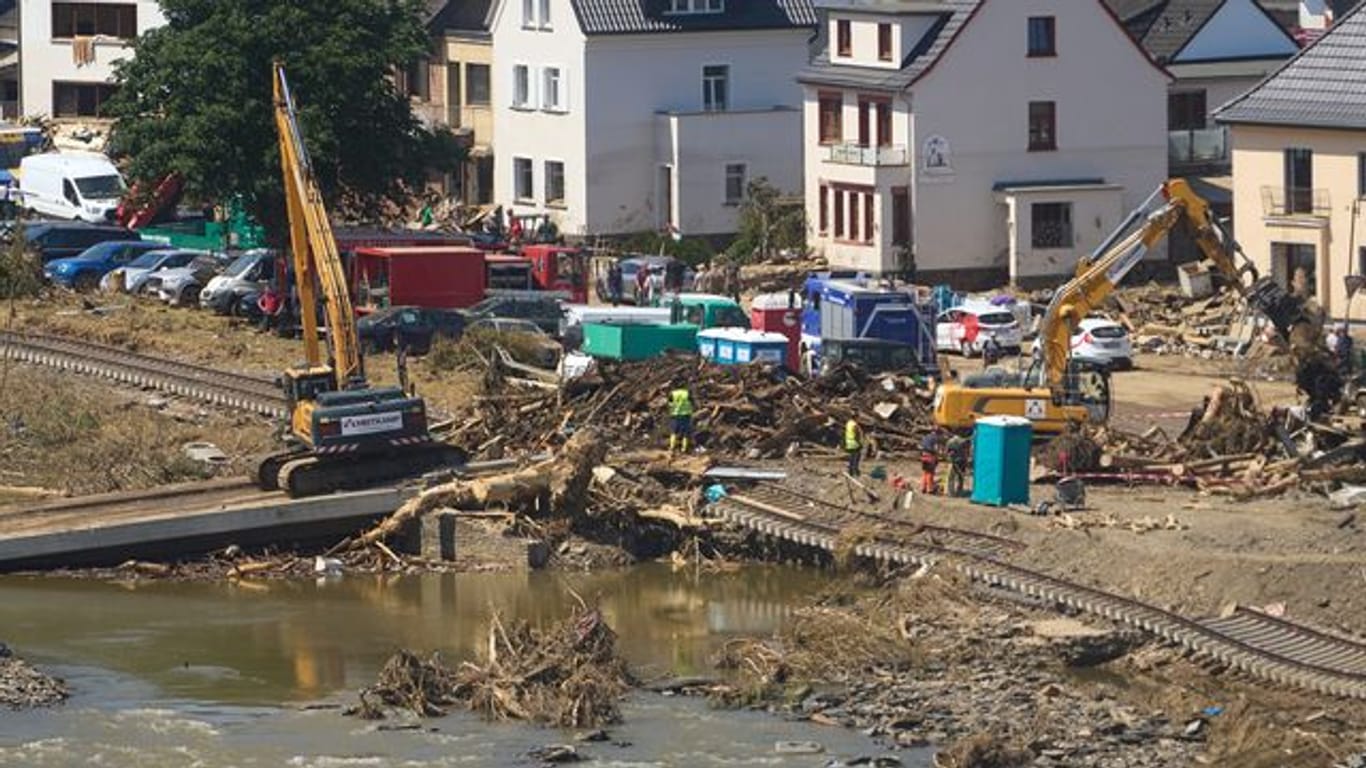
[799,0,1169,287]
[1215,1,1366,322]
[404,0,495,205]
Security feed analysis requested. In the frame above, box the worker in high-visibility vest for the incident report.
[668,383,695,453]
[843,417,864,476]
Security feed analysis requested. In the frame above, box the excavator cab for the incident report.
[281,367,337,412]
[1057,359,1112,423]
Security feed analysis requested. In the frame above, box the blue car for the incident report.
[43,241,169,291]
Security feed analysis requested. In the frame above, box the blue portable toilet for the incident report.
[970,416,1033,506]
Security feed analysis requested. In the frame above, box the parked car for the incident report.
[101,249,207,293]
[357,305,467,354]
[199,249,276,314]
[144,254,230,306]
[469,316,562,368]
[21,221,141,262]
[1031,317,1134,370]
[19,152,126,223]
[42,240,168,291]
[935,303,1023,356]
[465,292,565,337]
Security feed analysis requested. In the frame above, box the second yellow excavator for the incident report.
[933,178,1338,434]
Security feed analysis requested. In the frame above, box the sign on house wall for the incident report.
[921,135,954,183]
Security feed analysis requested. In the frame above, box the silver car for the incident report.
[101,249,207,294]
[146,255,229,306]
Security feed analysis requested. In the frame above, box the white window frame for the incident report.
[702,64,728,113]
[541,66,566,113]
[512,63,532,109]
[666,0,723,14]
[538,0,552,29]
[544,159,566,206]
[513,156,535,202]
[724,163,746,205]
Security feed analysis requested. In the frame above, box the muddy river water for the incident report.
[0,564,929,767]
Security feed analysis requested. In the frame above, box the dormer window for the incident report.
[667,0,723,14]
[836,19,851,57]
[877,23,892,61]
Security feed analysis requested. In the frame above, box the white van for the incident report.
[18,153,127,223]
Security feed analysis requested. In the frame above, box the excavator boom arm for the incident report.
[272,63,361,387]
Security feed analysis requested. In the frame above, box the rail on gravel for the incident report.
[714,491,1366,700]
[0,331,287,418]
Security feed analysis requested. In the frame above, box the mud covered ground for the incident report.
[699,568,1366,768]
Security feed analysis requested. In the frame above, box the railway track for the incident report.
[0,331,287,418]
[737,484,1024,559]
[714,490,1366,700]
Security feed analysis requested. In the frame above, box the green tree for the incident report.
[726,177,807,264]
[104,0,463,241]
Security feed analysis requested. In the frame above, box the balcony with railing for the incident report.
[1261,186,1331,219]
[825,142,909,167]
[1168,127,1228,170]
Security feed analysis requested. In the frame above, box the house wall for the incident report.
[581,28,808,236]
[661,107,802,237]
[491,0,586,230]
[909,0,1167,281]
[801,82,913,274]
[826,12,936,69]
[440,35,494,144]
[1229,123,1366,322]
[1173,0,1298,62]
[1000,186,1124,281]
[19,0,166,117]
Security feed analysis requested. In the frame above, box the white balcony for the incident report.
[824,142,909,167]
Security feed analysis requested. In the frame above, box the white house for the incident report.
[1104,0,1300,175]
[489,0,815,239]
[800,0,1169,286]
[18,0,166,118]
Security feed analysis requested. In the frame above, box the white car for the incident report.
[101,249,205,293]
[1031,318,1133,370]
[935,304,1023,356]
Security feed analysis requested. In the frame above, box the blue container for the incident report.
[697,328,789,367]
[970,416,1033,507]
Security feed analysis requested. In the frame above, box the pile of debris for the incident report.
[0,646,68,709]
[1061,380,1365,498]
[351,605,632,728]
[447,354,935,462]
[1110,283,1264,360]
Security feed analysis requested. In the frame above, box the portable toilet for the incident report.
[749,291,801,372]
[970,416,1033,506]
[698,328,789,368]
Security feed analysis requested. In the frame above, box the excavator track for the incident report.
[260,443,468,498]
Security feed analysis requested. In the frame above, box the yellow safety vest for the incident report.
[844,419,861,450]
[670,389,694,417]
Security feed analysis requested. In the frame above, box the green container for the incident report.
[581,322,697,361]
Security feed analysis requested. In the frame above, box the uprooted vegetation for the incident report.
[350,605,632,728]
[447,352,936,463]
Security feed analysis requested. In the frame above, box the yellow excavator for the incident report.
[933,178,1339,434]
[256,63,462,497]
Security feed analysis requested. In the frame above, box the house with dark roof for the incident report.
[1214,0,1366,321]
[401,1,496,205]
[1103,0,1299,175]
[800,0,1168,284]
[488,0,816,238]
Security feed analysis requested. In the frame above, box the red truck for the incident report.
[518,244,588,303]
[350,245,487,312]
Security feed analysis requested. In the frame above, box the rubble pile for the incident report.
[1110,284,1264,360]
[448,355,935,462]
[0,647,68,709]
[351,607,632,728]
[1078,381,1366,498]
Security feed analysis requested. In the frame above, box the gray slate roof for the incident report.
[1216,1,1366,129]
[1103,0,1293,63]
[796,0,976,92]
[569,0,816,35]
[428,0,495,32]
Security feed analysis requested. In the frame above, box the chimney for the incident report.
[1299,0,1330,30]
